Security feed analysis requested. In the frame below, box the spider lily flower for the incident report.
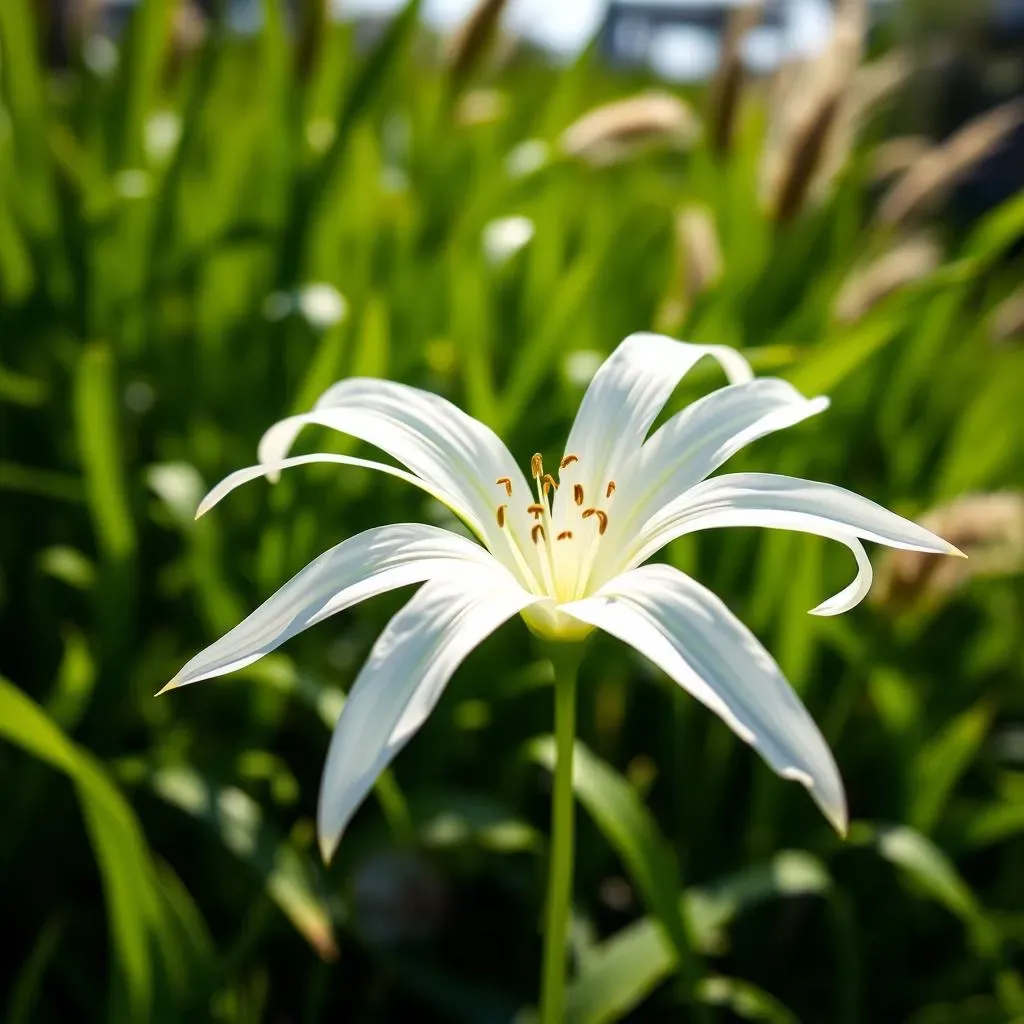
[166,333,960,860]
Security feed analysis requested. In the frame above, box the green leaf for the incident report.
[565,850,830,1023]
[851,823,1000,958]
[0,676,171,1018]
[149,765,339,961]
[784,318,900,396]
[74,345,136,561]
[911,702,992,833]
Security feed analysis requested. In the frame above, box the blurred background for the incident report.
[2,0,1023,1020]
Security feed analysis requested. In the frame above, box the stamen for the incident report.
[573,483,584,506]
[541,473,559,494]
[557,530,573,541]
[559,454,579,469]
[527,503,545,520]
[496,504,507,528]
[582,508,608,535]
[496,477,513,497]
[606,481,616,498]
[531,454,544,479]
[531,524,545,544]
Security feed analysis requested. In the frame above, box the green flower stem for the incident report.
[539,641,584,1024]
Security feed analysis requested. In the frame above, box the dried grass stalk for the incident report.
[708,2,762,157]
[676,206,723,303]
[446,0,509,86]
[870,136,932,184]
[989,288,1024,346]
[873,493,1024,611]
[763,1,866,222]
[833,234,941,323]
[560,91,701,166]
[877,99,1024,228]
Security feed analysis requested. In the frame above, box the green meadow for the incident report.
[2,1,1023,1020]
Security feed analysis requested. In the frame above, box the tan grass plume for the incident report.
[869,136,932,184]
[657,206,723,331]
[446,0,510,87]
[560,91,701,166]
[989,288,1024,347]
[833,234,941,323]
[707,2,762,157]
[876,99,1024,228]
[873,493,1024,611]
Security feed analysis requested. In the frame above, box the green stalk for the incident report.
[539,642,583,1024]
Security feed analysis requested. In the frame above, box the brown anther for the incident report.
[559,454,579,469]
[531,524,546,544]
[542,473,559,493]
[582,508,609,535]
[496,477,513,497]
[527,503,546,520]
[606,481,616,498]
[573,483,585,506]
[557,530,573,541]
[531,454,544,478]
[496,505,507,528]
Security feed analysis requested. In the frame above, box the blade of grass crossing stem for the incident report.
[529,738,705,1005]
[74,345,136,563]
[149,765,339,960]
[0,676,171,1019]
[6,916,64,1024]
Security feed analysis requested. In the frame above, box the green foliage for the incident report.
[1,4,1022,1022]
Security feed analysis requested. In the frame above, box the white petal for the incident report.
[256,378,531,552]
[809,538,873,617]
[317,566,538,860]
[563,564,847,833]
[598,379,828,571]
[195,453,469,526]
[162,524,498,692]
[624,472,961,611]
[559,332,752,511]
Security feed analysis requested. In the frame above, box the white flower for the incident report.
[297,284,347,329]
[166,333,960,860]
[482,215,535,265]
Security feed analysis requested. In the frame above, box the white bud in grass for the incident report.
[115,170,150,199]
[145,111,182,163]
[84,35,119,76]
[297,284,348,330]
[505,138,550,178]
[482,215,534,265]
[562,349,603,388]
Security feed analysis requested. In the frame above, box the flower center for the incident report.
[494,454,616,603]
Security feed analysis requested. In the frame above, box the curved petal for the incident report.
[196,453,470,525]
[619,472,962,610]
[597,379,828,569]
[809,538,873,617]
[257,378,531,552]
[557,333,752,521]
[562,563,847,833]
[162,524,498,692]
[317,566,538,860]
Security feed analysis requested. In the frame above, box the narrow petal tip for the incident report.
[155,677,181,697]
[948,543,968,559]
[318,831,339,865]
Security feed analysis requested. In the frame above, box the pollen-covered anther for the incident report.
[573,484,584,506]
[557,530,573,541]
[606,481,616,498]
[531,524,546,544]
[541,474,559,494]
[582,508,609,535]
[496,476,513,497]
[527,503,546,520]
[496,504,507,528]
[559,454,579,469]
[531,454,544,478]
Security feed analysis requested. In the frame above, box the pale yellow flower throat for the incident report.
[494,454,616,602]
